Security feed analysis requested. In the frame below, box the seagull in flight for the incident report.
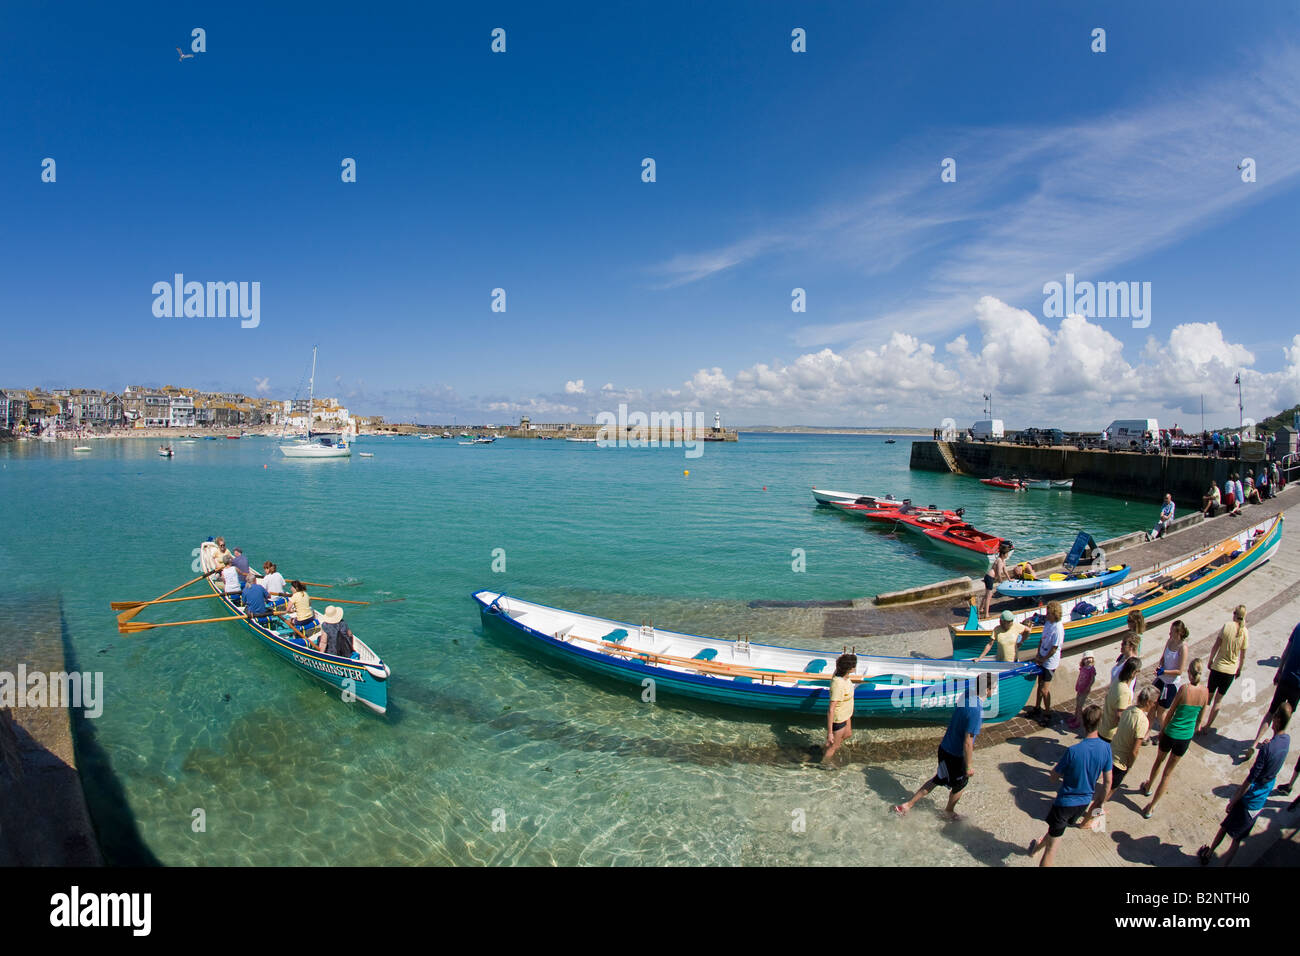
[176,47,194,61]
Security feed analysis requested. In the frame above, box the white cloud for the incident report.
[669,297,1300,428]
[564,379,586,394]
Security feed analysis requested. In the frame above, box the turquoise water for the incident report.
[1,434,1148,865]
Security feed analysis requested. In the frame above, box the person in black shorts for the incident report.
[893,674,994,820]
[979,541,1013,616]
[1252,622,1300,754]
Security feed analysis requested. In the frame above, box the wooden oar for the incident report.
[562,631,930,685]
[115,572,210,625]
[305,596,369,605]
[111,593,220,611]
[296,581,334,589]
[119,614,250,634]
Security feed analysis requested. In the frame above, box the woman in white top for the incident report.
[260,561,288,608]
[1149,619,1189,741]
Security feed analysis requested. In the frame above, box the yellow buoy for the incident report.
[684,470,690,477]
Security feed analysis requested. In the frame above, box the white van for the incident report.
[972,419,1004,440]
[1104,418,1159,451]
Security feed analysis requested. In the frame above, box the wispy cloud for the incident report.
[651,45,1300,348]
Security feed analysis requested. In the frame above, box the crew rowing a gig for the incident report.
[109,536,390,714]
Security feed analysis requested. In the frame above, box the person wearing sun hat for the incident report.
[315,605,355,657]
[975,610,1029,663]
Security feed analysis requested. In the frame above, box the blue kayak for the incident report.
[997,564,1130,598]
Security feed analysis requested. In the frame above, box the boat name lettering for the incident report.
[291,653,363,680]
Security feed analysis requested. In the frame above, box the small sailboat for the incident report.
[279,347,351,459]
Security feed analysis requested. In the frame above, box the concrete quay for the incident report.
[911,439,1286,505]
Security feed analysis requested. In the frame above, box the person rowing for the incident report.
[241,571,271,623]
[286,580,318,638]
[260,561,288,610]
[210,555,244,604]
[230,547,251,576]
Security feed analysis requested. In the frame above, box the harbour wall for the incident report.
[910,440,1273,505]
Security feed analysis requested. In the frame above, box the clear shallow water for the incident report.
[0,434,1148,864]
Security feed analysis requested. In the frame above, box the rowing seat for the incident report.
[804,659,829,673]
[692,648,718,661]
[602,629,629,643]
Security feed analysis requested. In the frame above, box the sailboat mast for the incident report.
[308,346,317,437]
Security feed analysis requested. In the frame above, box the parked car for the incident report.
[1017,427,1066,447]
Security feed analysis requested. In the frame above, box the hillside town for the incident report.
[0,385,385,439]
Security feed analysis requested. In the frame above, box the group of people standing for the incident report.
[207,536,354,658]
[890,603,1300,867]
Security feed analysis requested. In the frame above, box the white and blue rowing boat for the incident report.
[473,590,1040,722]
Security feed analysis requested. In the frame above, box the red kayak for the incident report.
[980,477,1027,491]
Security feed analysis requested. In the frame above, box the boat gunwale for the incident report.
[952,514,1283,645]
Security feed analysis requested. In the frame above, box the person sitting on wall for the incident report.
[1202,481,1221,518]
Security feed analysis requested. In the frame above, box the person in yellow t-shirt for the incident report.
[1202,605,1249,735]
[823,653,858,763]
[285,580,318,638]
[976,611,1029,663]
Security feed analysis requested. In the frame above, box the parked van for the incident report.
[1104,419,1159,451]
[972,419,1004,441]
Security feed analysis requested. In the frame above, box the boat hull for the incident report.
[278,443,351,458]
[997,566,1130,598]
[474,591,1039,723]
[198,542,388,713]
[951,515,1283,659]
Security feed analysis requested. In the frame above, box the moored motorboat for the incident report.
[980,477,1027,491]
[812,488,899,507]
[1050,479,1074,490]
[474,591,1040,722]
[951,515,1283,659]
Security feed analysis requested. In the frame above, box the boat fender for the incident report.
[364,663,390,681]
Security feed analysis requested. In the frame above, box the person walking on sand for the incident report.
[893,673,994,821]
[1202,606,1249,736]
[1101,657,1141,744]
[1030,601,1064,724]
[1104,686,1159,804]
[1149,620,1190,740]
[1029,704,1111,866]
[1251,622,1300,753]
[1140,658,1209,819]
[1199,703,1291,866]
[822,653,857,763]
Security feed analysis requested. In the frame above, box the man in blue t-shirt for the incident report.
[893,674,994,821]
[240,571,271,622]
[1030,703,1112,866]
[1200,703,1291,866]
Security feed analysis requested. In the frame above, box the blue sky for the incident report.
[3,1,1299,427]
